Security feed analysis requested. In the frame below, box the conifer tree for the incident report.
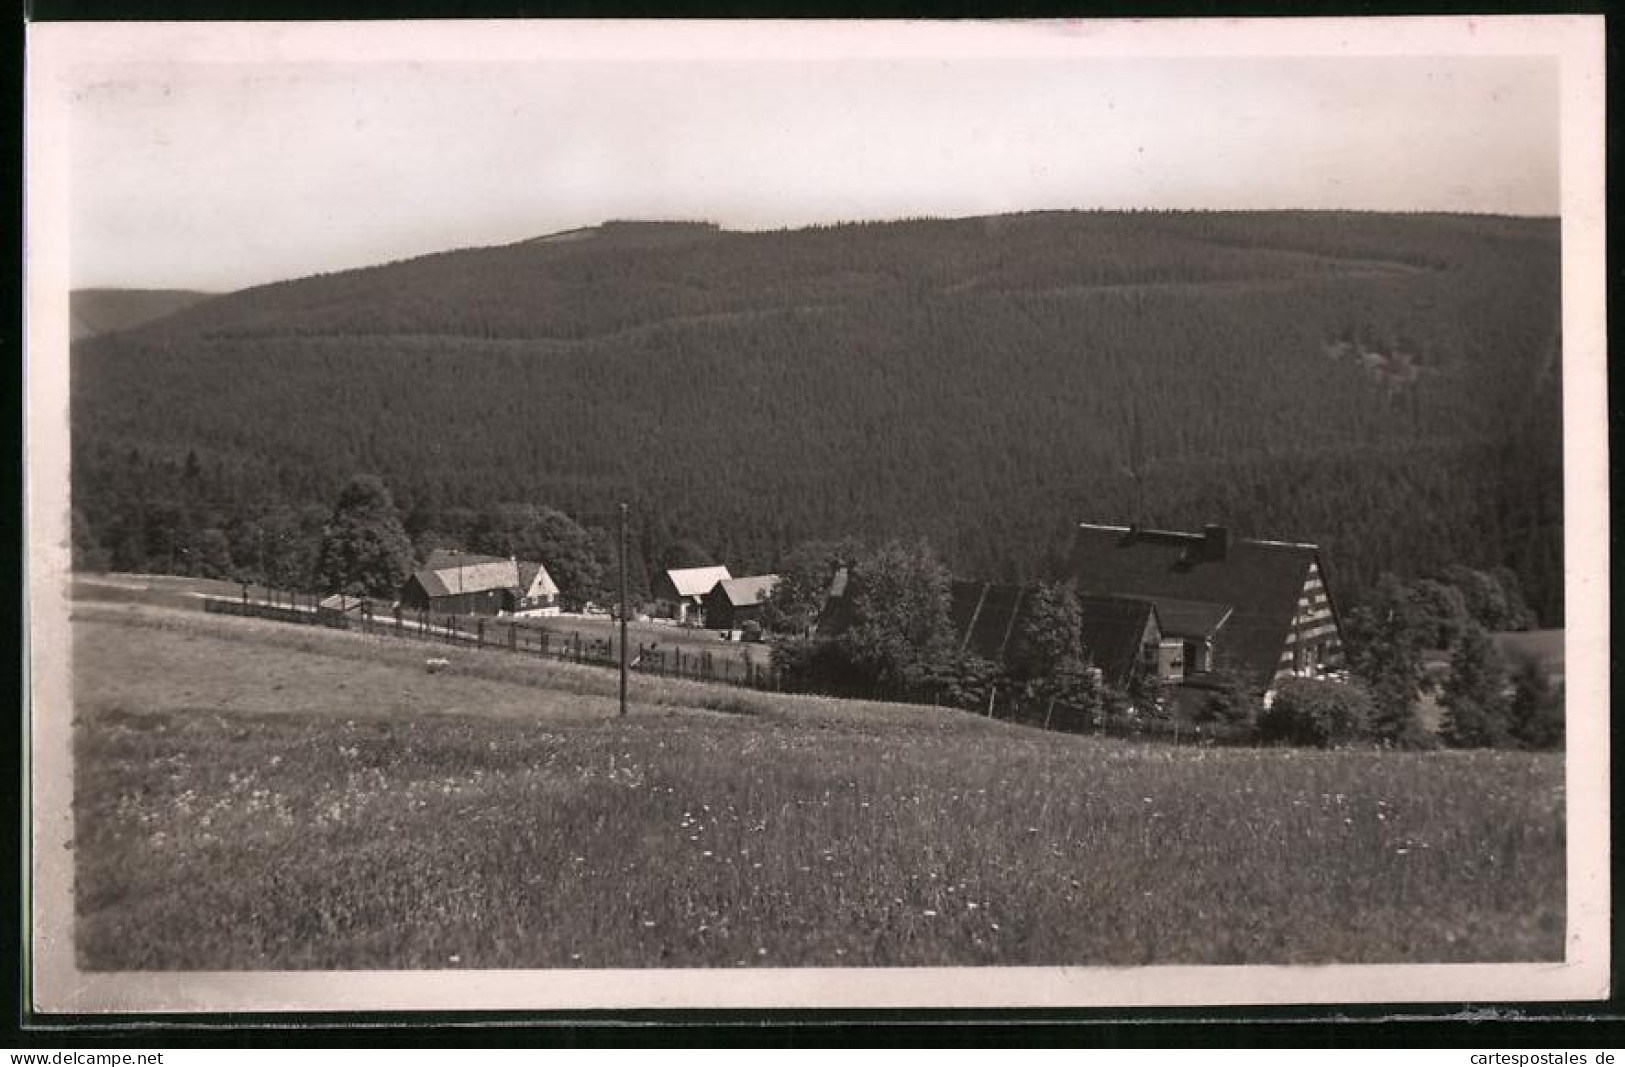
[1439,623,1512,748]
[1507,654,1564,750]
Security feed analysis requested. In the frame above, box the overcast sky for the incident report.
[66,48,1558,292]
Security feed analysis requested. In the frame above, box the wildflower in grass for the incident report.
[923,909,938,917]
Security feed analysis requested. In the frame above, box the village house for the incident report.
[652,565,732,625]
[1077,594,1167,688]
[1064,522,1343,689]
[398,549,560,617]
[949,582,1170,689]
[703,574,780,633]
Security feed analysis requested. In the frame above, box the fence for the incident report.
[960,685,1257,747]
[204,587,783,692]
[204,589,341,628]
[202,588,1235,743]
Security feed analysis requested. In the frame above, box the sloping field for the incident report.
[70,602,1565,970]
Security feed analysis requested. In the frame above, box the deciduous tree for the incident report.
[833,539,955,692]
[315,475,414,597]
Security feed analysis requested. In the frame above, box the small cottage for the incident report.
[399,550,560,617]
[653,565,733,624]
[703,574,780,633]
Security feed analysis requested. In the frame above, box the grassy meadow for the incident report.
[71,602,1566,970]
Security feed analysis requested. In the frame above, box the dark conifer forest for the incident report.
[68,212,1564,622]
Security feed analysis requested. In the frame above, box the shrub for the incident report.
[920,651,1002,713]
[1257,677,1375,748]
[1198,665,1260,733]
[740,619,763,643]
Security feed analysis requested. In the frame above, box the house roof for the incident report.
[665,565,733,599]
[318,593,369,614]
[413,550,521,598]
[1077,594,1159,688]
[710,574,780,608]
[1066,522,1324,683]
[949,581,1031,662]
[946,584,1164,689]
[1141,596,1233,640]
[517,560,559,599]
[814,568,853,638]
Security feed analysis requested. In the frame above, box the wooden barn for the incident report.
[1065,522,1343,689]
[703,574,779,632]
[652,565,732,624]
[398,550,560,617]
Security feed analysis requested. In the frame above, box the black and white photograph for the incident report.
[23,17,1608,1014]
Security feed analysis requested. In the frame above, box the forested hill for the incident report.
[70,288,217,340]
[69,212,1564,622]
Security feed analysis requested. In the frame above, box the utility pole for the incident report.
[618,502,630,717]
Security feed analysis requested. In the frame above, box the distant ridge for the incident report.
[71,288,218,340]
[520,220,723,246]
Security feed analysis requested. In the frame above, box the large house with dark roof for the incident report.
[1064,522,1342,688]
[816,522,1341,695]
[399,549,560,617]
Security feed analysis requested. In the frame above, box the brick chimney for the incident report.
[1202,524,1230,561]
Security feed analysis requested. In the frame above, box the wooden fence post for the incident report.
[476,618,485,649]
[508,624,518,652]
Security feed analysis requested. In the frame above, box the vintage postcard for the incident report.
[23,17,1608,1014]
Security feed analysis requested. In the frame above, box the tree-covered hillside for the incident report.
[69,212,1564,621]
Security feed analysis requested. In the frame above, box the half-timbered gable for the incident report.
[1278,557,1342,677]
